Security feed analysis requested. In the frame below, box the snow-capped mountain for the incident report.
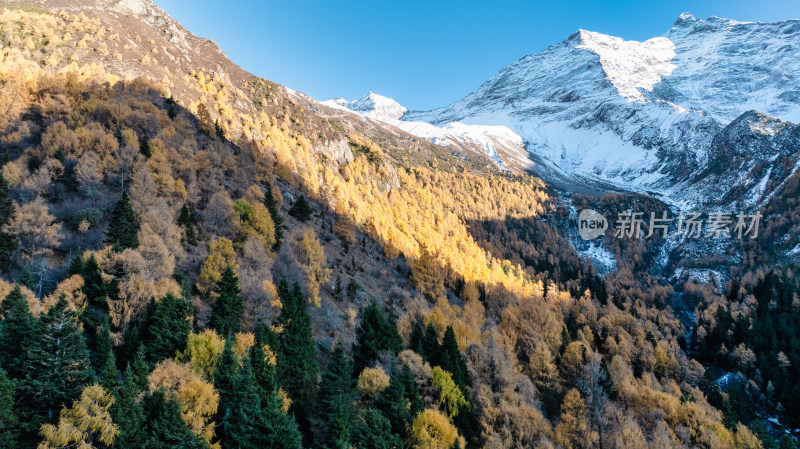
[402,13,800,206]
[324,92,408,121]
[322,92,533,170]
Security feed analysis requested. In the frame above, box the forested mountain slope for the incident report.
[0,1,780,448]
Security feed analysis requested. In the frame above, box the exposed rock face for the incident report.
[314,139,353,165]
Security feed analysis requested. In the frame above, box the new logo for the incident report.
[578,209,607,240]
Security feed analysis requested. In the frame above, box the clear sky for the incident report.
[155,0,800,111]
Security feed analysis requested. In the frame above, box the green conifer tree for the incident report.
[0,169,17,265]
[352,301,403,375]
[0,368,17,447]
[221,357,266,449]
[112,366,146,449]
[166,96,178,120]
[106,191,140,251]
[209,267,244,337]
[93,317,115,375]
[0,286,38,379]
[81,255,106,304]
[421,322,442,367]
[214,339,240,413]
[249,330,304,449]
[317,341,355,446]
[440,325,471,396]
[351,409,402,449]
[288,195,313,222]
[263,184,285,248]
[131,345,150,390]
[20,298,93,442]
[408,318,425,354]
[178,203,197,245]
[276,280,318,435]
[144,294,193,363]
[16,266,35,291]
[141,389,208,449]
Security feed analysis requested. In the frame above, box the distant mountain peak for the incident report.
[323,92,407,121]
[573,30,676,101]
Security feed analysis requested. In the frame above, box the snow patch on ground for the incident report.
[578,241,617,275]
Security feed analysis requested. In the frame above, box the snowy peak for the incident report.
[324,92,407,121]
[574,30,676,101]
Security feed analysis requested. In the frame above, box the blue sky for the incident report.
[156,0,800,111]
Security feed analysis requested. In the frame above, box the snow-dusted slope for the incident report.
[659,14,800,124]
[322,92,532,170]
[403,14,800,206]
[324,92,407,121]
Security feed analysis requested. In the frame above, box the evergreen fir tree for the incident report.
[67,253,84,276]
[250,341,277,403]
[178,203,197,245]
[260,376,304,449]
[141,389,208,449]
[93,316,114,373]
[209,267,244,337]
[440,325,471,396]
[215,119,226,141]
[325,403,351,449]
[262,396,304,449]
[106,191,140,251]
[79,254,109,361]
[288,195,313,222]
[401,363,424,416]
[99,347,120,392]
[421,322,442,367]
[408,318,425,354]
[721,399,738,430]
[779,435,797,449]
[166,96,178,120]
[0,368,17,447]
[112,366,146,449]
[599,357,617,400]
[276,280,317,436]
[560,326,571,354]
[250,327,304,449]
[352,301,403,375]
[144,293,193,363]
[351,409,402,449]
[377,365,420,436]
[0,169,16,265]
[263,184,284,248]
[131,345,150,390]
[139,137,151,158]
[317,341,355,446]
[214,339,240,413]
[318,341,354,417]
[221,357,266,449]
[699,369,724,409]
[20,298,93,442]
[16,266,35,291]
[81,254,107,304]
[252,322,280,403]
[0,168,13,224]
[0,285,38,379]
